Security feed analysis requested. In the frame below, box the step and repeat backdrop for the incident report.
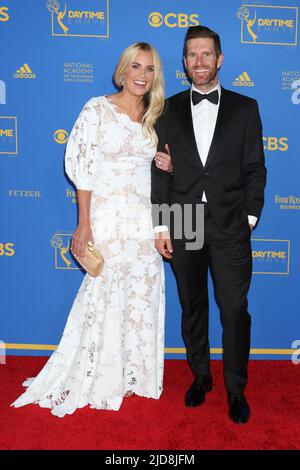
[1,0,299,360]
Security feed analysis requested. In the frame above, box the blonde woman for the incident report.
[11,43,172,416]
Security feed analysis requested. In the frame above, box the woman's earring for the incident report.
[120,76,125,87]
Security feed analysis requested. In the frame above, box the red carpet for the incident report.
[1,357,300,450]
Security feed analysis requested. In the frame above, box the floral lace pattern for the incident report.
[11,96,165,417]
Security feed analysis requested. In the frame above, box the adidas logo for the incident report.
[14,63,36,79]
[233,71,254,87]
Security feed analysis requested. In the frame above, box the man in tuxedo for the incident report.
[151,26,266,424]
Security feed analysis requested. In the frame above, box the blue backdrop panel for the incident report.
[0,0,299,360]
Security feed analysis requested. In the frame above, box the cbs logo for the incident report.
[263,137,288,152]
[0,243,15,256]
[148,12,199,28]
[0,6,9,22]
[54,129,69,144]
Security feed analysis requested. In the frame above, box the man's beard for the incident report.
[189,66,218,87]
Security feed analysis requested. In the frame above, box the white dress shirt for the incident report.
[191,81,220,203]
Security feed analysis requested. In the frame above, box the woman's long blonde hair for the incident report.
[114,42,164,144]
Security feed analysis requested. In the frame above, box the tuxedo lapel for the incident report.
[178,90,204,169]
[205,87,234,168]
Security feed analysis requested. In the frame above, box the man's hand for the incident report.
[155,231,173,260]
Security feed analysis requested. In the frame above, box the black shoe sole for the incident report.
[184,380,213,407]
[185,398,206,407]
[229,413,250,424]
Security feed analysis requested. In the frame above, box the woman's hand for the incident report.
[71,224,94,258]
[154,144,173,173]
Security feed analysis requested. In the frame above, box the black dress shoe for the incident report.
[228,393,250,424]
[185,377,213,407]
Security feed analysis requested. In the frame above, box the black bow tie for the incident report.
[192,89,219,106]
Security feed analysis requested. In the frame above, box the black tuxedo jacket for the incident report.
[151,87,267,236]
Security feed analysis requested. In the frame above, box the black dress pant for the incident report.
[171,206,252,394]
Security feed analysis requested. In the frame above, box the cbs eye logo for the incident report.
[0,243,15,256]
[148,12,199,28]
[54,129,69,144]
[148,12,163,27]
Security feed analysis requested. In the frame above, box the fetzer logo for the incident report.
[14,64,36,79]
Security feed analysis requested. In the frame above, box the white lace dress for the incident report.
[11,96,165,417]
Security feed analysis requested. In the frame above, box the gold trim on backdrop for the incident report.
[50,0,110,38]
[0,116,18,155]
[4,344,296,355]
[6,343,57,351]
[165,348,295,355]
[251,238,290,275]
[240,5,298,47]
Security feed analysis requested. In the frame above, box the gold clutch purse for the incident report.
[72,241,104,277]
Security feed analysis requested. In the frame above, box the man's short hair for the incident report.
[183,25,222,58]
